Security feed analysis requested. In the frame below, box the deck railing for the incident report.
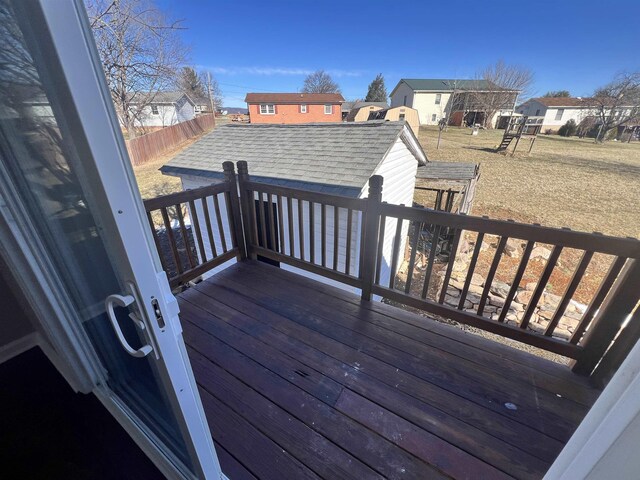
[143,162,244,288]
[146,160,640,382]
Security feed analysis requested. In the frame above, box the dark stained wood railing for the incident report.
[143,162,244,288]
[237,161,368,288]
[370,201,640,363]
[145,161,640,381]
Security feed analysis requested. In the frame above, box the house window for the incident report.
[535,109,540,116]
[151,105,159,115]
[555,108,564,121]
[435,93,441,105]
[431,114,437,122]
[324,104,332,115]
[300,104,307,113]
[260,104,275,114]
[403,95,407,106]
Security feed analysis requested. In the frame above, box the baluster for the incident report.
[201,197,217,257]
[457,232,484,309]
[298,198,305,260]
[212,193,227,252]
[287,196,294,256]
[438,228,462,304]
[257,191,267,249]
[388,217,404,289]
[321,203,327,267]
[477,236,508,316]
[545,251,593,336]
[333,206,339,271]
[267,193,276,251]
[309,202,315,264]
[161,206,182,274]
[570,256,626,344]
[277,194,285,254]
[188,199,207,262]
[498,241,534,322]
[175,203,196,268]
[404,222,421,294]
[421,224,442,299]
[345,208,353,275]
[147,212,168,271]
[520,245,563,329]
[374,215,386,285]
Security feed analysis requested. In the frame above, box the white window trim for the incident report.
[555,108,564,121]
[324,104,332,115]
[151,105,159,115]
[300,104,307,113]
[435,93,442,105]
[260,104,275,115]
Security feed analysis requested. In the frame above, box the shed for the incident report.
[369,106,420,136]
[415,162,480,214]
[344,101,389,122]
[161,121,427,293]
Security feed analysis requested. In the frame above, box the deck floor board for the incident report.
[179,261,601,480]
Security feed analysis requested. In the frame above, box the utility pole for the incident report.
[207,71,216,127]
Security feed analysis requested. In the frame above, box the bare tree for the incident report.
[301,70,341,94]
[86,0,188,137]
[469,60,533,128]
[591,72,640,142]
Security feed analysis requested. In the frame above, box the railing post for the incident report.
[572,259,640,376]
[236,161,257,260]
[360,175,383,301]
[222,161,247,261]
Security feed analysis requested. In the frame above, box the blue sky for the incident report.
[161,0,640,108]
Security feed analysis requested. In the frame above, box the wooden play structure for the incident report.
[497,114,544,155]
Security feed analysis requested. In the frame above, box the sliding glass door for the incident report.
[0,1,220,478]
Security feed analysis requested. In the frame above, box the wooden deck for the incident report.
[178,260,601,480]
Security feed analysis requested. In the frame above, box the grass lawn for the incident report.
[415,126,640,238]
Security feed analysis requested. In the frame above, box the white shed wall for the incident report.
[173,135,418,298]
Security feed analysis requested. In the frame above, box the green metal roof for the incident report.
[399,79,503,92]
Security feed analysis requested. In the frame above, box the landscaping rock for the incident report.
[525,282,537,291]
[516,290,534,305]
[470,273,484,286]
[505,238,523,258]
[531,246,552,260]
[468,284,484,295]
[490,280,510,298]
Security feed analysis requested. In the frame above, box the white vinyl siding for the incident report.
[175,135,419,298]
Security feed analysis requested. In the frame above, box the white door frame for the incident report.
[545,338,640,479]
[0,1,222,478]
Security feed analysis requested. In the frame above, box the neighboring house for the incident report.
[390,78,518,127]
[161,121,427,290]
[130,91,196,128]
[516,96,636,133]
[192,96,211,116]
[368,106,420,136]
[343,101,389,122]
[245,92,344,123]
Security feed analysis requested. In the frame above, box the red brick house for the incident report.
[245,92,344,124]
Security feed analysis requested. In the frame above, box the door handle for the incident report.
[105,294,153,358]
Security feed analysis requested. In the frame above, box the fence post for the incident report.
[572,259,640,376]
[360,175,383,301]
[236,161,257,260]
[222,161,247,261]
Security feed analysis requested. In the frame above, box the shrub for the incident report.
[558,119,577,137]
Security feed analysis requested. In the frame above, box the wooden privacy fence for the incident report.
[126,114,215,166]
[145,160,640,381]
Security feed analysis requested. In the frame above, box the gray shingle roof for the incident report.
[416,162,479,180]
[162,122,425,196]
